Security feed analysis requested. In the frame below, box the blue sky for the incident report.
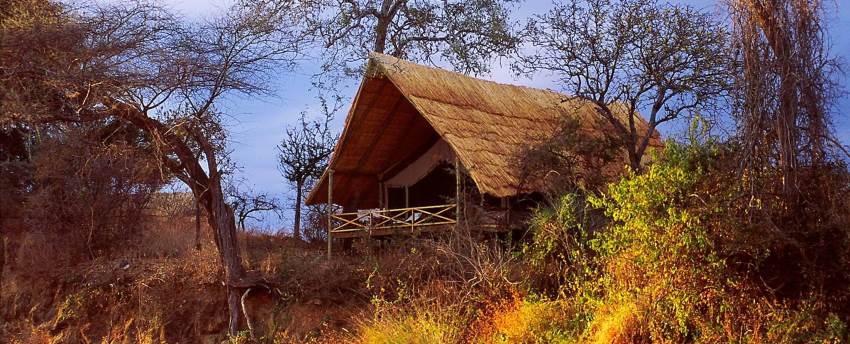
[154,0,849,231]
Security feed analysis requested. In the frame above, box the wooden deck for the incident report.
[329,204,457,239]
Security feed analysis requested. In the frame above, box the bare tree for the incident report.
[728,0,841,196]
[517,0,731,170]
[277,99,337,240]
[228,185,281,231]
[1,0,306,335]
[304,0,520,79]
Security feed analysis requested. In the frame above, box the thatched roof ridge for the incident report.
[305,53,661,208]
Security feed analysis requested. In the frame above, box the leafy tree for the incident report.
[517,115,623,200]
[305,0,520,78]
[277,100,337,240]
[517,0,731,170]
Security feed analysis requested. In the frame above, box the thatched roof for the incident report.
[305,53,661,209]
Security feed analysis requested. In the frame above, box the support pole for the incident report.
[502,197,511,229]
[327,170,334,259]
[405,185,412,232]
[455,157,462,225]
[378,181,384,209]
[384,185,389,210]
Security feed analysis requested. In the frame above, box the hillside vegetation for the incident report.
[3,140,849,343]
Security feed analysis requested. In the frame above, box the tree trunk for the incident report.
[373,0,395,54]
[0,231,5,326]
[374,21,388,54]
[628,150,640,172]
[194,198,202,251]
[293,181,303,240]
[110,102,249,337]
[203,174,246,337]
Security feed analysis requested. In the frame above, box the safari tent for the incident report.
[305,53,660,251]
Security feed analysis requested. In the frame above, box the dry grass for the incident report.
[483,296,573,344]
[358,309,462,344]
[2,214,248,343]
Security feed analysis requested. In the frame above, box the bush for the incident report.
[20,122,163,265]
[522,192,602,296]
[584,142,727,341]
[520,140,850,343]
[484,295,573,344]
[358,301,463,344]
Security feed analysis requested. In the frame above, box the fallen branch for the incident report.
[241,287,255,339]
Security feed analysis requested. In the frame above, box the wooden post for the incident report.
[405,185,412,232]
[378,181,384,209]
[455,157,462,225]
[384,185,389,210]
[502,197,511,229]
[194,198,202,251]
[327,170,334,259]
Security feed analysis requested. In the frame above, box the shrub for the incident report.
[522,192,603,294]
[22,122,163,264]
[584,142,727,341]
[484,295,573,344]
[358,306,462,344]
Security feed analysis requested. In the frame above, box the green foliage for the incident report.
[523,192,595,278]
[585,141,727,341]
[521,192,603,339]
[349,136,850,343]
[56,290,90,325]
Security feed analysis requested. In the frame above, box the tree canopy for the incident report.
[306,0,520,80]
[517,0,731,169]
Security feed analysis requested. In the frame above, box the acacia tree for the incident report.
[277,100,337,240]
[305,0,520,78]
[1,0,305,335]
[228,184,280,231]
[517,0,731,170]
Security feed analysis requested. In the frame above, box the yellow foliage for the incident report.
[358,311,461,344]
[587,302,642,344]
[483,297,573,344]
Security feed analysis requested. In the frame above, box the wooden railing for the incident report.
[330,204,456,236]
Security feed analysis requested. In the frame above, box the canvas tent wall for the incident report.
[384,138,454,189]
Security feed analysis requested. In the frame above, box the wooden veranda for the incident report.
[324,158,464,256]
[329,204,457,239]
